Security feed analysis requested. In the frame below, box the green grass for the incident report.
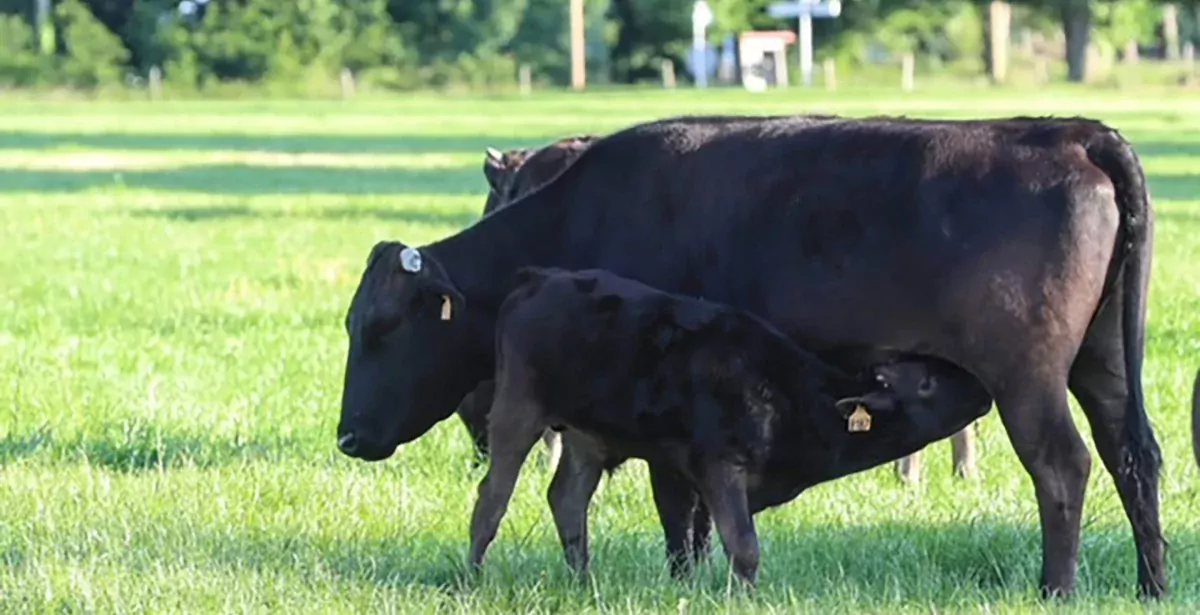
[1,86,1199,614]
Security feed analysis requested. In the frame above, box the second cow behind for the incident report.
[468,267,992,585]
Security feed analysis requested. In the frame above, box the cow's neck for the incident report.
[426,187,570,310]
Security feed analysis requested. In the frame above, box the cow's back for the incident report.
[530,115,1117,357]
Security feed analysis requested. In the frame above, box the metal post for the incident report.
[798,13,813,87]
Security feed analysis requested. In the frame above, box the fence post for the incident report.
[519,64,532,95]
[660,59,676,89]
[340,68,356,99]
[900,52,915,91]
[148,65,162,101]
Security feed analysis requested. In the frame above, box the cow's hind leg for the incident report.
[546,430,604,577]
[993,374,1091,599]
[1068,303,1166,598]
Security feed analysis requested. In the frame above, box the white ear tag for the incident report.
[440,295,453,321]
[399,247,422,273]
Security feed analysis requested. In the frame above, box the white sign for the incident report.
[765,0,842,88]
[768,0,840,19]
[692,0,714,30]
[692,1,715,88]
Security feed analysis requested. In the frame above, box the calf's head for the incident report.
[833,359,989,438]
[337,241,478,461]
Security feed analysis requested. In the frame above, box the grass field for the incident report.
[1,86,1199,614]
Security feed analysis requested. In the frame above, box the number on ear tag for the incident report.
[847,405,872,432]
[440,295,453,321]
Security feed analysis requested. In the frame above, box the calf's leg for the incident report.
[951,423,978,479]
[697,462,759,586]
[894,450,923,485]
[546,431,604,577]
[648,463,706,578]
[466,383,545,571]
[542,429,563,470]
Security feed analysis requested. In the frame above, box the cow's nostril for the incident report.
[337,433,359,455]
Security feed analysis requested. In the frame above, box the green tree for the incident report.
[55,0,130,87]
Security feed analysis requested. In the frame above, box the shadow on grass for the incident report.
[0,132,554,156]
[1134,141,1200,160]
[0,427,303,472]
[125,204,481,229]
[1147,173,1200,203]
[0,164,487,196]
[193,520,1200,604]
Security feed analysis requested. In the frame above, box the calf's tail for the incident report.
[1083,127,1159,463]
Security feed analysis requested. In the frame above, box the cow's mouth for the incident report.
[336,431,397,461]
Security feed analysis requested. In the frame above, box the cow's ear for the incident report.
[417,271,466,322]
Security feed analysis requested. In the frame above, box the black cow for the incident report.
[481,135,599,216]
[1193,368,1199,470]
[479,134,973,486]
[453,134,600,466]
[337,114,1164,599]
[468,266,992,585]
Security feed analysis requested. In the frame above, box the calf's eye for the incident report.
[918,376,937,397]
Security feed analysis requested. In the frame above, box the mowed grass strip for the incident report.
[0,89,1198,613]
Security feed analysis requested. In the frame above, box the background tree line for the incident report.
[1,0,1197,92]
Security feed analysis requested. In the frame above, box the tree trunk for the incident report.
[1061,0,1091,83]
[1162,4,1180,61]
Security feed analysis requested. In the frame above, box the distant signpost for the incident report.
[767,0,842,88]
[692,1,715,88]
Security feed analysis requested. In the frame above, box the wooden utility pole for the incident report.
[988,2,1011,84]
[570,0,586,91]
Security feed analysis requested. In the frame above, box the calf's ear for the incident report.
[834,392,898,418]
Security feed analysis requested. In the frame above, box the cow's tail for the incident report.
[1084,127,1157,459]
[1192,368,1199,469]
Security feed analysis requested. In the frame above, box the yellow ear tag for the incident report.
[440,295,453,321]
[847,405,872,432]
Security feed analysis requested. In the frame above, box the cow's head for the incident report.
[481,135,599,215]
[482,147,534,214]
[336,241,481,461]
